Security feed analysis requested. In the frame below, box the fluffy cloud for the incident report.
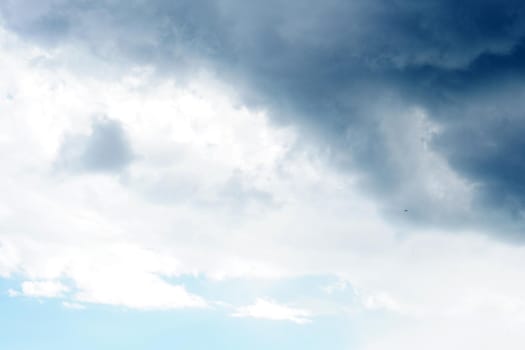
[9,280,69,298]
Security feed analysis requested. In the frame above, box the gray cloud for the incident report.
[57,117,133,173]
[7,0,525,234]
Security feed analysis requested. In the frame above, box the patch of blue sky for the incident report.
[167,274,355,305]
[0,277,356,350]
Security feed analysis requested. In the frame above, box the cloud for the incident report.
[3,5,525,349]
[1,23,525,319]
[232,298,311,324]
[3,0,525,232]
[9,280,69,298]
[56,117,134,173]
[0,240,19,277]
[66,245,207,310]
[74,274,207,310]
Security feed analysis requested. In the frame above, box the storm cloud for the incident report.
[4,0,525,234]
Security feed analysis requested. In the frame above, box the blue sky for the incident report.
[2,1,525,349]
[0,277,355,350]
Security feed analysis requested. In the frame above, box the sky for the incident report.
[1,1,525,349]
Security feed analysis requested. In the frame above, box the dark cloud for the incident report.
[6,0,525,233]
[57,118,133,173]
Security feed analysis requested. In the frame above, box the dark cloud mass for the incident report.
[5,0,525,234]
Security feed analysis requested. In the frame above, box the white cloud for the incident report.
[72,266,207,310]
[0,240,19,278]
[233,298,312,324]
[10,280,70,298]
